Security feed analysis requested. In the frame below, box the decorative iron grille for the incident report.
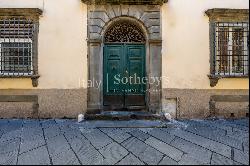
[0,18,36,76]
[213,22,249,76]
[104,21,146,43]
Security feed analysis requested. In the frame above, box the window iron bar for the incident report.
[214,22,249,77]
[0,17,35,76]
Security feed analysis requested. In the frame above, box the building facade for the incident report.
[0,0,249,119]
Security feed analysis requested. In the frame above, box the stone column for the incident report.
[87,40,102,114]
[148,40,162,113]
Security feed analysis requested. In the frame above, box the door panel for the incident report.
[125,45,145,106]
[103,45,124,106]
[103,44,146,108]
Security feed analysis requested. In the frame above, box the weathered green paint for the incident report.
[103,44,145,107]
[104,44,124,95]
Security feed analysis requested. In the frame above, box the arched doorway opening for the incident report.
[103,20,147,110]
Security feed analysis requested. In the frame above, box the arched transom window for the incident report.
[104,20,146,43]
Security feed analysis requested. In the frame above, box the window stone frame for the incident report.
[205,8,249,87]
[0,8,43,87]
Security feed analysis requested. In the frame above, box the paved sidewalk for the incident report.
[0,118,249,165]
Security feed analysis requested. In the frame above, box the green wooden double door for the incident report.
[103,44,146,109]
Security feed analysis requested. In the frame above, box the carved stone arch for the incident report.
[88,5,161,41]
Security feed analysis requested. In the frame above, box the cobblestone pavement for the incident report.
[0,118,249,165]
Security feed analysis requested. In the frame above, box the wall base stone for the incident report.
[162,89,249,119]
[0,89,87,119]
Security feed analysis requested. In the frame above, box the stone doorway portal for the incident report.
[86,4,163,114]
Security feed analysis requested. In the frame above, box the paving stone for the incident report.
[17,146,50,165]
[0,119,9,126]
[40,119,57,129]
[242,139,249,153]
[170,137,212,164]
[0,129,22,142]
[148,128,175,144]
[214,135,243,150]
[214,120,249,132]
[22,120,41,129]
[0,119,249,165]
[20,127,45,153]
[227,128,249,141]
[167,128,232,158]
[0,130,3,139]
[0,123,22,136]
[128,129,150,141]
[54,119,68,125]
[21,127,43,142]
[138,128,154,134]
[233,119,249,127]
[69,137,104,165]
[158,156,179,165]
[20,134,46,154]
[68,122,82,130]
[43,125,61,140]
[145,137,183,161]
[47,135,71,157]
[184,122,243,150]
[122,137,164,165]
[211,153,241,165]
[0,138,20,154]
[233,148,249,165]
[100,128,131,143]
[128,120,167,128]
[79,127,96,134]
[8,119,23,127]
[82,129,113,149]
[99,142,129,165]
[201,120,233,133]
[178,154,203,165]
[0,150,18,165]
[81,120,166,128]
[67,136,90,153]
[62,126,83,141]
[120,128,137,133]
[116,153,144,165]
[60,119,78,128]
[185,123,226,138]
[50,148,80,165]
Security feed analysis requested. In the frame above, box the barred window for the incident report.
[214,22,249,76]
[0,18,35,76]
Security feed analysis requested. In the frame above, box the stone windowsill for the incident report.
[208,74,249,87]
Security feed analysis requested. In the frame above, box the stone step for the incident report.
[85,111,164,120]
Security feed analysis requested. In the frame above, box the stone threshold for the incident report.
[85,111,165,121]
